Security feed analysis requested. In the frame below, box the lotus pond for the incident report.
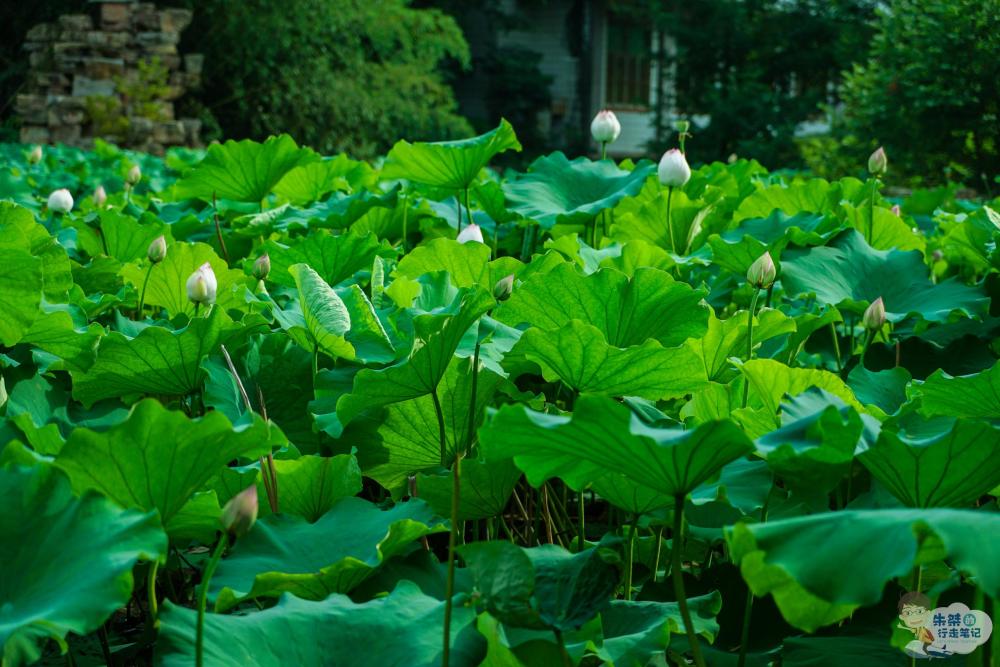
[1,121,999,666]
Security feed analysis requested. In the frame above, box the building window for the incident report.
[605,15,652,110]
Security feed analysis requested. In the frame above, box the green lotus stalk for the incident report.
[737,479,773,667]
[456,193,463,233]
[671,494,706,667]
[196,533,227,667]
[432,385,456,667]
[401,192,409,252]
[147,559,159,626]
[625,514,639,601]
[652,525,665,582]
[577,491,586,552]
[665,186,676,254]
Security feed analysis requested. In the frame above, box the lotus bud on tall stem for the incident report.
[658,149,691,256]
[590,110,621,155]
[138,235,167,317]
[866,147,887,245]
[743,252,777,408]
[861,297,886,365]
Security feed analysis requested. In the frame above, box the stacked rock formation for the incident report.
[17,1,203,153]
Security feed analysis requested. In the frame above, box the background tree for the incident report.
[834,0,1000,189]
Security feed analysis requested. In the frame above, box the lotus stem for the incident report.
[442,450,462,667]
[666,186,676,254]
[137,263,153,318]
[741,287,762,409]
[577,491,586,552]
[830,322,843,373]
[867,178,878,245]
[147,559,159,626]
[600,141,607,161]
[196,533,228,667]
[212,192,229,263]
[653,525,664,582]
[554,628,573,667]
[456,193,463,233]
[737,479,773,667]
[401,193,409,252]
[671,494,706,667]
[625,513,639,600]
[861,329,876,366]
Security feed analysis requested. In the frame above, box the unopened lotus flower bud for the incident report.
[28,145,42,165]
[868,147,887,176]
[126,164,142,186]
[252,253,271,281]
[932,249,944,262]
[590,110,621,144]
[147,235,167,264]
[493,274,514,301]
[863,297,886,330]
[186,262,218,304]
[221,485,258,538]
[747,251,777,289]
[891,204,901,217]
[457,223,484,245]
[658,148,691,188]
[94,185,107,207]
[47,188,74,214]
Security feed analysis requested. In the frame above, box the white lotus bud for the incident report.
[457,223,485,245]
[863,297,886,330]
[657,148,691,188]
[747,252,777,289]
[493,274,514,301]
[28,146,43,165]
[186,262,218,304]
[94,185,107,207]
[891,204,901,217]
[590,110,621,144]
[126,164,142,186]
[221,485,258,538]
[47,188,74,214]
[868,147,887,176]
[147,235,167,264]
[252,253,271,281]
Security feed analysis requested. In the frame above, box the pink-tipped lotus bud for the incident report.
[493,274,514,301]
[868,147,887,176]
[221,485,258,538]
[126,164,142,186]
[590,110,621,144]
[891,204,901,217]
[252,253,271,281]
[94,185,107,207]
[863,297,886,330]
[47,188,74,214]
[657,148,691,188]
[746,252,777,289]
[186,262,218,304]
[457,223,485,245]
[28,145,43,165]
[147,235,167,264]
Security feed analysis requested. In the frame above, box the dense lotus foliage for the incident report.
[0,123,999,666]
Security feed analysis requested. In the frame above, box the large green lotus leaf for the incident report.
[356,357,502,491]
[333,285,495,430]
[512,321,706,400]
[260,454,362,522]
[210,497,447,611]
[237,188,399,236]
[598,239,676,276]
[497,263,708,348]
[907,361,1000,419]
[685,308,796,382]
[480,394,754,496]
[755,389,877,494]
[0,201,72,302]
[120,241,246,317]
[592,596,721,667]
[98,209,168,263]
[781,230,988,325]
[263,229,395,289]
[381,118,521,190]
[395,238,497,289]
[287,263,355,360]
[156,581,485,667]
[842,203,925,253]
[847,366,911,416]
[733,179,838,222]
[70,306,236,407]
[417,455,521,521]
[781,633,909,667]
[609,180,706,254]
[202,333,325,452]
[0,465,166,666]
[726,508,1000,631]
[707,210,835,275]
[0,206,45,346]
[859,414,1000,507]
[272,154,374,205]
[54,399,277,527]
[461,542,619,632]
[737,359,864,425]
[591,473,674,516]
[174,134,318,203]
[337,284,396,363]
[22,304,103,371]
[503,152,655,230]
